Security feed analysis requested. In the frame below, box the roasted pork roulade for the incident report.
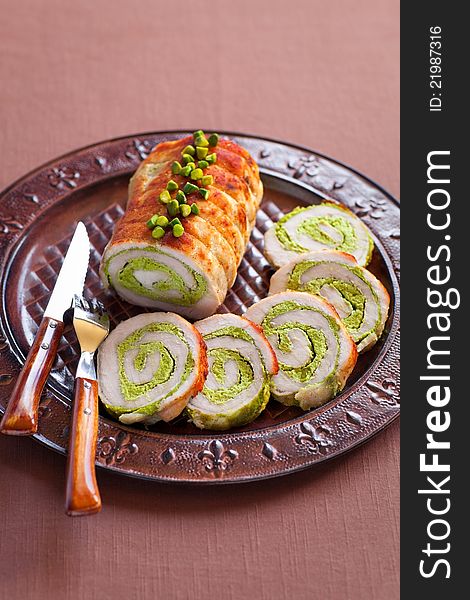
[269,250,390,353]
[264,201,374,269]
[97,312,208,425]
[186,314,278,430]
[101,131,263,319]
[244,291,357,410]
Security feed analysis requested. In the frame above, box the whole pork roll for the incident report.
[101,134,263,319]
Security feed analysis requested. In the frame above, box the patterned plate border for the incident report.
[0,131,400,484]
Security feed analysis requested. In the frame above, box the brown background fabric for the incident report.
[0,1,399,599]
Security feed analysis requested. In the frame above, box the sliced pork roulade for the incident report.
[97,312,208,425]
[244,291,357,410]
[101,130,263,319]
[269,250,390,353]
[264,201,374,269]
[186,314,278,430]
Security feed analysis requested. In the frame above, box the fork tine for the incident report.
[92,298,103,314]
[74,294,83,310]
[77,295,93,315]
[73,294,110,332]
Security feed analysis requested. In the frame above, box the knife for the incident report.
[0,222,90,435]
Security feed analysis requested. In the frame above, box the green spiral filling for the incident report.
[262,301,340,384]
[187,325,271,429]
[106,323,193,418]
[202,326,264,404]
[275,207,357,254]
[204,348,254,404]
[104,246,207,306]
[204,325,254,343]
[287,261,381,341]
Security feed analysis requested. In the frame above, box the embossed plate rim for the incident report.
[0,130,400,484]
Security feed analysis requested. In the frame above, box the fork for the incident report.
[65,296,109,516]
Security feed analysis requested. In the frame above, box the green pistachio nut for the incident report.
[182,145,196,156]
[171,161,182,175]
[151,226,165,239]
[159,190,171,204]
[183,182,199,194]
[191,168,204,181]
[166,180,179,191]
[176,190,187,204]
[201,175,213,186]
[180,204,191,218]
[156,215,169,227]
[167,199,180,217]
[196,146,208,159]
[173,223,184,237]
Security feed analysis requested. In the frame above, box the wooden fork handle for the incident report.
[65,377,101,516]
[0,316,64,435]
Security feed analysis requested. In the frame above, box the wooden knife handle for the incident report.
[0,316,64,435]
[65,377,101,516]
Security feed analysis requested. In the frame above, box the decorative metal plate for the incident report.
[0,131,400,484]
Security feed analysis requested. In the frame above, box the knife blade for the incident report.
[0,222,90,435]
[44,222,90,321]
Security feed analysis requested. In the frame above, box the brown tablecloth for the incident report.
[0,1,399,598]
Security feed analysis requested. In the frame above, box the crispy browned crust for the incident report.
[140,135,260,197]
[218,139,262,198]
[219,138,260,176]
[133,136,261,227]
[183,216,236,287]
[147,136,192,166]
[194,201,245,263]
[157,324,209,422]
[203,187,248,241]
[205,165,255,224]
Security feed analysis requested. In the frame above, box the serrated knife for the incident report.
[0,222,90,435]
